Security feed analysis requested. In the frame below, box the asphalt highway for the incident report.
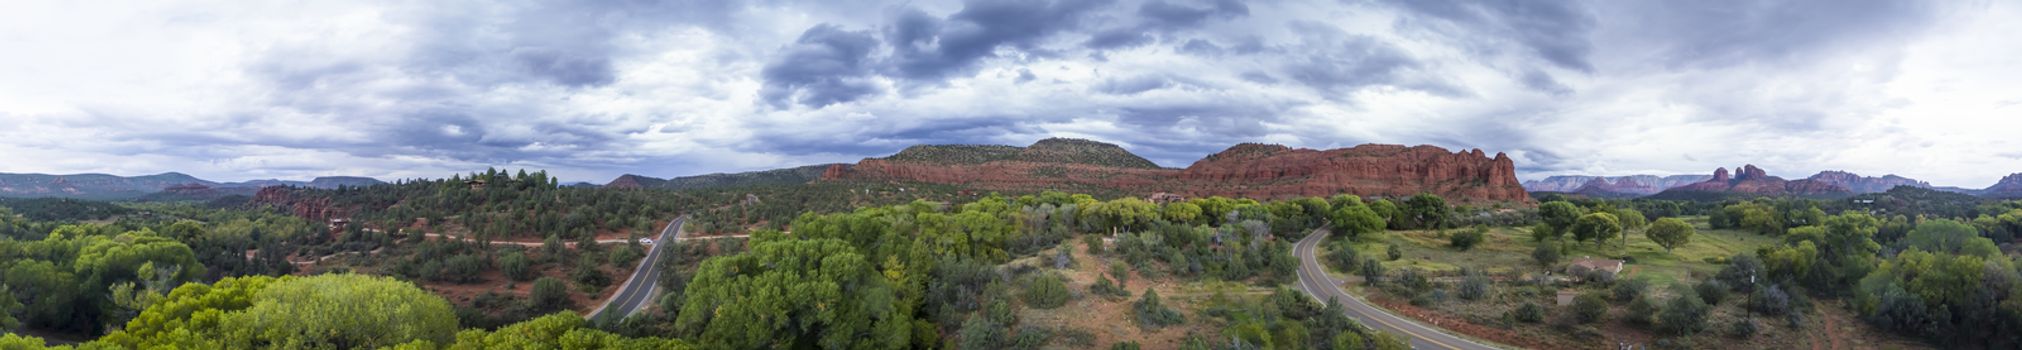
[587,215,687,322]
[1293,227,1504,350]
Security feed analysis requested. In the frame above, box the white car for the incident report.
[640,238,655,245]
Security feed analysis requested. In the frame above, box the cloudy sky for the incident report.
[3,0,2020,187]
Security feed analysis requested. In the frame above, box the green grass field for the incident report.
[1338,216,1781,286]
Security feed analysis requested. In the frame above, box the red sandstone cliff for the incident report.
[253,187,349,222]
[1657,165,1852,198]
[821,140,1532,203]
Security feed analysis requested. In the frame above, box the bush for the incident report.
[1109,261,1131,286]
[1397,268,1432,295]
[499,252,534,281]
[1695,279,1729,305]
[529,277,570,312]
[1091,276,1131,299]
[1132,289,1185,329]
[1730,319,1758,338]
[609,245,644,266]
[1532,242,1560,266]
[1386,244,1403,261]
[1749,285,1790,316]
[1514,302,1546,323]
[1326,240,1361,271]
[1572,292,1609,324]
[1625,296,1658,326]
[1022,274,1071,309]
[1110,341,1142,350]
[1084,235,1106,255]
[1613,278,1649,303]
[1360,258,1386,284]
[1458,269,1491,301]
[1658,293,1710,336]
[1451,226,1486,251]
[569,256,608,287]
[958,317,1005,350]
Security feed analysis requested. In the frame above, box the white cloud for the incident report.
[0,0,2017,188]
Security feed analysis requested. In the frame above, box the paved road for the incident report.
[1294,228,1504,350]
[587,216,687,322]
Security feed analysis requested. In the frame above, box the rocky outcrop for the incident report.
[821,140,1532,203]
[1986,173,2022,199]
[1652,165,1852,199]
[1805,171,1930,193]
[252,187,348,222]
[1173,144,1529,202]
[604,174,668,189]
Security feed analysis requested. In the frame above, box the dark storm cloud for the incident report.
[886,0,1118,82]
[1277,24,1454,97]
[1603,0,1940,69]
[1382,0,1597,72]
[760,24,886,108]
[1084,30,1155,50]
[1137,0,1250,30]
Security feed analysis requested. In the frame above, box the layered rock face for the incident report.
[1657,165,1852,198]
[253,187,349,222]
[821,139,1532,203]
[1986,173,2022,199]
[1805,171,1931,193]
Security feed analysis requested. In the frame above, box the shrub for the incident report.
[571,256,609,288]
[1533,243,1561,266]
[1749,285,1790,316]
[1083,235,1106,255]
[1614,278,1650,303]
[1730,319,1757,338]
[1514,302,1546,323]
[499,252,534,281]
[1451,226,1486,251]
[958,317,1005,350]
[1360,258,1386,284]
[1109,261,1131,286]
[1326,240,1361,271]
[608,245,644,266]
[1397,268,1432,295]
[1572,292,1608,324]
[1091,276,1131,299]
[529,277,570,312]
[440,254,486,284]
[1110,341,1142,350]
[1386,244,1403,261]
[1658,293,1710,336]
[1625,296,1658,326]
[1459,269,1491,301]
[1695,279,1729,305]
[1132,289,1185,329]
[1022,274,1071,309]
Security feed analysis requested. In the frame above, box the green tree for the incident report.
[1905,219,1999,257]
[0,284,19,331]
[1646,217,1695,253]
[1132,289,1185,329]
[499,252,533,281]
[1162,202,1203,225]
[1329,205,1387,239]
[1537,201,1585,240]
[223,274,456,349]
[676,238,910,349]
[1023,273,1071,309]
[1658,292,1710,336]
[1399,194,1450,230]
[1369,199,1401,229]
[1532,242,1561,267]
[530,277,570,312]
[1572,292,1608,323]
[1571,212,1622,247]
[446,312,693,349]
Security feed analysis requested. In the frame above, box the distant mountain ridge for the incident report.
[0,172,385,200]
[1523,175,1711,196]
[606,164,834,190]
[816,138,1531,203]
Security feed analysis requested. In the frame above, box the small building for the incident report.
[1557,289,1579,306]
[1147,192,1187,205]
[1567,257,1625,280]
[327,218,351,230]
[466,179,487,190]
